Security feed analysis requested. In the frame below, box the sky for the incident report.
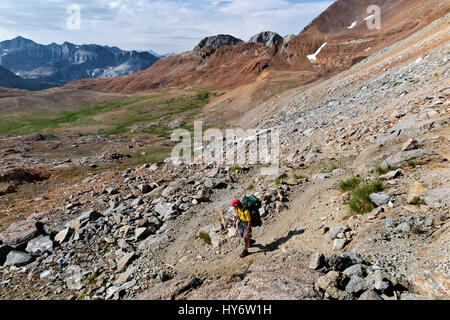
[0,0,334,54]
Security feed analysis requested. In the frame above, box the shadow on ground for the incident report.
[250,229,305,254]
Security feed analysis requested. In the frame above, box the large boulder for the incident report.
[138,235,171,250]
[420,188,450,208]
[0,220,40,248]
[249,31,283,47]
[4,250,33,266]
[25,235,53,255]
[381,149,444,169]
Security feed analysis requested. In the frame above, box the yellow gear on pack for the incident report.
[236,206,251,222]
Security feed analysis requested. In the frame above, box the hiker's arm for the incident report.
[233,216,238,227]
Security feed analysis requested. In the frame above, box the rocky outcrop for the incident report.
[194,34,244,50]
[249,31,283,47]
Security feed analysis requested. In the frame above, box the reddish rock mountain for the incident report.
[65,0,449,93]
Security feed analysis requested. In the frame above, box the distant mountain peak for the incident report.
[249,31,283,47]
[194,34,244,50]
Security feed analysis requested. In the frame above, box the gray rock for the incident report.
[381,149,444,169]
[315,271,341,291]
[379,169,403,180]
[4,251,33,266]
[138,235,171,250]
[67,209,101,230]
[0,220,40,247]
[54,228,73,244]
[135,227,151,241]
[343,264,366,278]
[326,253,364,271]
[421,188,450,209]
[138,184,151,194]
[195,34,244,50]
[117,252,136,272]
[311,173,331,180]
[358,289,383,300]
[393,222,411,233]
[329,225,350,240]
[64,265,84,290]
[332,239,347,251]
[309,252,325,270]
[154,202,176,221]
[369,193,391,206]
[106,187,119,195]
[25,235,53,255]
[345,275,368,295]
[249,31,283,47]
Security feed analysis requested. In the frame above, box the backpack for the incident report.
[242,195,262,227]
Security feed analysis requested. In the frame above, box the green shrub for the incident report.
[295,174,308,180]
[348,180,384,214]
[412,227,427,235]
[198,232,211,245]
[375,166,391,176]
[320,164,339,173]
[231,165,242,171]
[338,177,362,192]
[247,184,255,190]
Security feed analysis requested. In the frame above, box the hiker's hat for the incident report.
[230,199,240,206]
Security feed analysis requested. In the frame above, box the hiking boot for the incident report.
[239,249,249,258]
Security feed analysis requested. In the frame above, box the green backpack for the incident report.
[242,195,262,227]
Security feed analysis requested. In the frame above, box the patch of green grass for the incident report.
[197,232,212,245]
[0,96,150,135]
[407,161,417,168]
[347,180,385,215]
[338,176,362,192]
[410,198,426,206]
[320,164,339,173]
[412,227,427,235]
[295,174,308,180]
[231,165,242,171]
[247,184,255,191]
[275,177,285,185]
[376,166,392,176]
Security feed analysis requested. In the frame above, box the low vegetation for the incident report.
[347,180,385,215]
[338,176,362,192]
[375,166,392,176]
[197,232,212,246]
[320,164,339,173]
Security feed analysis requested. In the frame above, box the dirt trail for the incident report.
[159,172,347,279]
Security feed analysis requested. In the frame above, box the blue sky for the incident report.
[0,0,334,54]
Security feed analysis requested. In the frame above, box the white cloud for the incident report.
[0,0,333,53]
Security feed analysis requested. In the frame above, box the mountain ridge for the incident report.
[0,36,160,88]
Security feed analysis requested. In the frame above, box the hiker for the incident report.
[231,198,255,258]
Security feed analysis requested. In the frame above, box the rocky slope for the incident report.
[0,37,159,87]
